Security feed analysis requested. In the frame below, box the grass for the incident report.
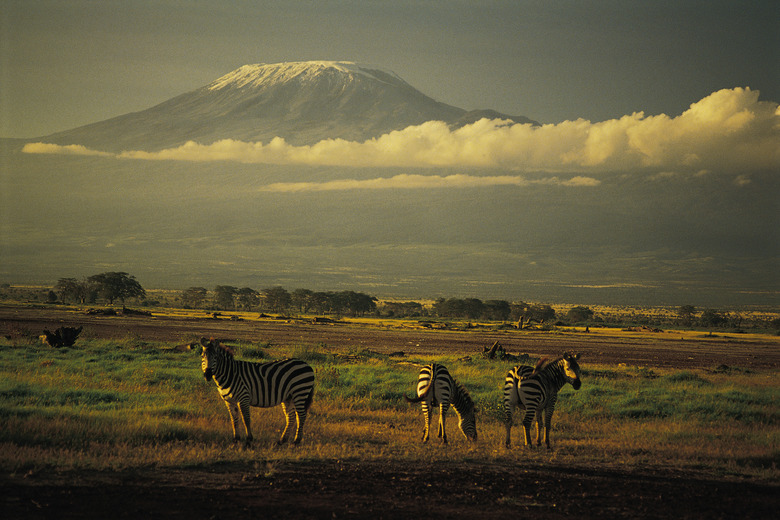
[0,338,777,482]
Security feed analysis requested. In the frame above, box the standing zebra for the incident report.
[200,337,315,445]
[404,363,477,443]
[502,364,535,447]
[507,352,582,449]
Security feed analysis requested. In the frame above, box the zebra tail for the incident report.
[404,381,433,404]
[303,387,315,412]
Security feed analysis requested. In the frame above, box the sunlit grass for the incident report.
[0,339,777,481]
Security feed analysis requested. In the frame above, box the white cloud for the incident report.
[22,88,779,175]
[21,142,112,157]
[258,173,601,192]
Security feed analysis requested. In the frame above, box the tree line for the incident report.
[182,286,379,317]
[35,272,779,330]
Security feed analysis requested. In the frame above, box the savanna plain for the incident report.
[1,303,778,519]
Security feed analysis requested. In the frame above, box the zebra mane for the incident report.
[533,355,564,375]
[206,339,235,357]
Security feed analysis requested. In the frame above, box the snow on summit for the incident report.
[207,61,407,91]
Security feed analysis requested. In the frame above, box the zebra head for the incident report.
[459,411,478,442]
[454,382,478,442]
[562,352,582,390]
[200,337,232,381]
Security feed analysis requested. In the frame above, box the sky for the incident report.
[1,1,778,307]
[2,0,778,138]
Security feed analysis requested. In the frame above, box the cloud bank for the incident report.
[23,88,779,176]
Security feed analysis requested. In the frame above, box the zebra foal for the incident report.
[505,352,582,449]
[200,337,315,445]
[405,363,477,443]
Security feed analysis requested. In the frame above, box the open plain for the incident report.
[1,304,778,519]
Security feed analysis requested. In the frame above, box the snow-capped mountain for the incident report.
[39,61,537,152]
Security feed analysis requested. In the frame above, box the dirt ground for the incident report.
[2,305,779,518]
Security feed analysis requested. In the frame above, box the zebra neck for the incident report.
[212,357,234,385]
[548,360,568,390]
[451,385,473,416]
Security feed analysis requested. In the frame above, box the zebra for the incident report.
[404,363,477,443]
[502,363,535,447]
[200,337,315,445]
[507,352,582,449]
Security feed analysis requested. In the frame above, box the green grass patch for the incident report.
[0,339,777,481]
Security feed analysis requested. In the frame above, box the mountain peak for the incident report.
[40,60,536,151]
[207,61,409,91]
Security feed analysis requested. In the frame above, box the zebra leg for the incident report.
[535,411,544,447]
[224,400,242,443]
[439,403,449,444]
[543,407,555,449]
[237,400,253,445]
[504,406,513,448]
[292,406,307,445]
[278,402,296,444]
[520,409,535,447]
[421,402,432,442]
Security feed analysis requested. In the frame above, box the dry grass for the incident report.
[0,338,777,482]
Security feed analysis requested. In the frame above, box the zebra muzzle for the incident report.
[203,368,213,380]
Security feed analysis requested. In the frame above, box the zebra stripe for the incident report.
[200,338,315,445]
[510,352,582,449]
[502,364,535,447]
[404,363,477,443]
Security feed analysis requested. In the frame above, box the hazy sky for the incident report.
[2,0,778,138]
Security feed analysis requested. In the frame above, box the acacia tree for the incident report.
[262,286,291,313]
[55,277,92,304]
[291,288,314,313]
[213,286,238,310]
[678,305,696,327]
[181,287,208,308]
[567,306,594,323]
[87,272,145,305]
[236,287,260,310]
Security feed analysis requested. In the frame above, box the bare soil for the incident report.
[2,305,779,518]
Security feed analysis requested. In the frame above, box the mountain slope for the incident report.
[39,61,536,152]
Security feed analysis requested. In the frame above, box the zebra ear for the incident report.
[573,352,581,360]
[200,337,211,348]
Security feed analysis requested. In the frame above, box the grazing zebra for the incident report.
[404,363,477,443]
[510,352,582,449]
[200,337,315,445]
[502,364,535,447]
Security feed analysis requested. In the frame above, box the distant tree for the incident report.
[291,288,314,313]
[700,309,725,327]
[432,298,486,319]
[525,304,556,323]
[567,306,594,323]
[213,285,238,310]
[678,305,696,327]
[236,287,260,310]
[262,286,291,313]
[340,290,377,316]
[181,287,208,308]
[381,301,423,318]
[770,317,780,332]
[56,277,91,304]
[87,272,145,305]
[483,300,511,321]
